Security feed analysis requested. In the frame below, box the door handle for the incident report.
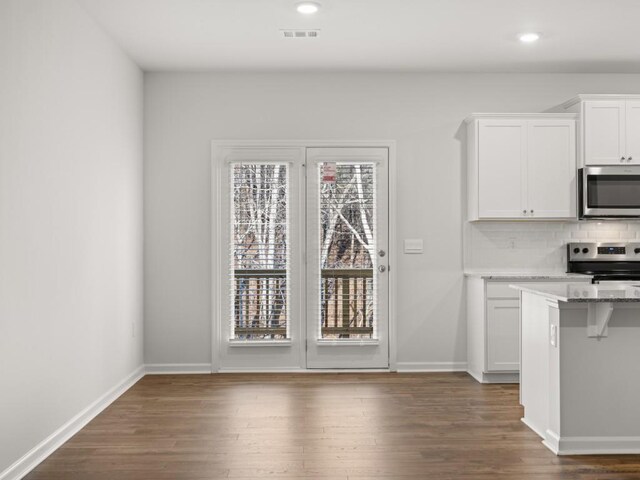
[378,265,387,273]
[378,249,386,257]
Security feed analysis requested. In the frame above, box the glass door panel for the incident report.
[230,163,290,340]
[319,163,377,340]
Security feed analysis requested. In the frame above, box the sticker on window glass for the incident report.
[322,162,337,184]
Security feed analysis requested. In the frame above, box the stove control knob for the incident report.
[635,248,640,254]
[582,248,590,254]
[573,247,581,254]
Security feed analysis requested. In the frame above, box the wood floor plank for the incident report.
[23,373,640,479]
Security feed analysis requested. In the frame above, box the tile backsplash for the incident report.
[464,221,640,270]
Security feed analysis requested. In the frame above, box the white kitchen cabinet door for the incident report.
[527,120,576,218]
[584,101,625,165]
[625,101,640,164]
[478,120,527,218]
[486,298,520,372]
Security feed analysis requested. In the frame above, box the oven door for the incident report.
[580,166,640,218]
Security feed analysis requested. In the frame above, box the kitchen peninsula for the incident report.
[511,282,640,455]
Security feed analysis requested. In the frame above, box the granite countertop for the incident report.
[464,270,592,280]
[510,282,640,302]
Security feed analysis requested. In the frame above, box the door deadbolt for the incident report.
[378,249,386,257]
[378,265,387,273]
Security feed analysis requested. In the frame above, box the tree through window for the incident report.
[230,163,289,340]
[319,163,377,339]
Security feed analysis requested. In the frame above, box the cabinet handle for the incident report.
[523,209,527,215]
[621,156,627,162]
[629,156,634,162]
[530,209,534,214]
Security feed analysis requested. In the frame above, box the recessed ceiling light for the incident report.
[296,2,320,14]
[518,32,540,43]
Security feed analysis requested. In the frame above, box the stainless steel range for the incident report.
[567,242,640,283]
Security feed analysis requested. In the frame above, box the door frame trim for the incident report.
[211,140,397,372]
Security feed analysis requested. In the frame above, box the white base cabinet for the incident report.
[486,297,520,372]
[466,113,577,221]
[466,276,591,384]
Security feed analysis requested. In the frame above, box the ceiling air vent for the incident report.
[281,29,320,38]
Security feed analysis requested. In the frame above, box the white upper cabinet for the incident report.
[477,119,527,218]
[626,101,640,162]
[527,120,576,218]
[563,95,640,166]
[584,101,625,164]
[467,114,577,221]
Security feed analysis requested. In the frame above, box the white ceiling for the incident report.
[80,0,640,72]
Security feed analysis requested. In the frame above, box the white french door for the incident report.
[214,146,305,371]
[305,148,389,369]
[213,144,389,371]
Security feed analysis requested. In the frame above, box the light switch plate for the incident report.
[404,239,423,254]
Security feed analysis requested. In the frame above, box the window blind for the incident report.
[317,162,377,340]
[230,163,290,340]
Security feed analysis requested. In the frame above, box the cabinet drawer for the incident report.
[486,282,520,299]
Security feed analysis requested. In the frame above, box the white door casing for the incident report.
[211,141,396,372]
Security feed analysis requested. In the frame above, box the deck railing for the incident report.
[233,269,287,338]
[321,268,374,338]
[232,268,374,339]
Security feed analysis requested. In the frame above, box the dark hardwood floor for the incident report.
[24,373,640,479]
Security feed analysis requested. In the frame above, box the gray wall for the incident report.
[144,72,640,370]
[0,0,143,473]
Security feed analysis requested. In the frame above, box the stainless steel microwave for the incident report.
[579,166,640,219]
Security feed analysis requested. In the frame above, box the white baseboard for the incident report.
[148,362,467,376]
[521,416,546,440]
[217,366,306,373]
[0,365,145,480]
[217,367,394,373]
[221,364,468,373]
[467,369,482,383]
[544,430,640,455]
[145,363,212,374]
[396,361,467,372]
[468,370,519,384]
[147,363,470,374]
[542,429,561,454]
[303,368,390,373]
